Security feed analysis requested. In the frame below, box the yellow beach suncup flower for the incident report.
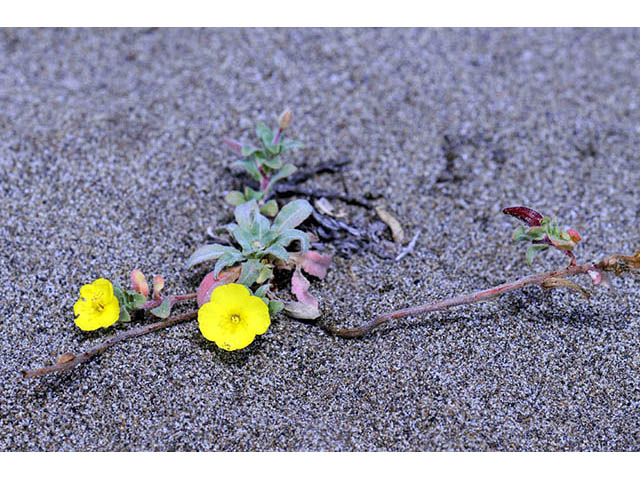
[198,283,271,351]
[73,278,120,331]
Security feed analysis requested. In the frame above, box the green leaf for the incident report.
[113,286,126,307]
[254,284,271,298]
[272,199,313,232]
[243,186,263,201]
[264,142,280,155]
[260,154,282,169]
[150,298,172,319]
[234,200,258,229]
[117,305,131,323]
[232,226,255,253]
[526,244,549,265]
[280,139,305,153]
[232,158,261,182]
[250,211,271,242]
[256,265,273,284]
[275,228,310,252]
[265,163,296,193]
[256,121,274,146]
[129,292,147,310]
[213,252,245,277]
[263,244,289,262]
[260,199,279,217]
[241,144,262,157]
[268,300,284,316]
[225,190,246,206]
[237,259,263,287]
[186,244,241,268]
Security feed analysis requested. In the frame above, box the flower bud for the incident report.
[152,275,165,300]
[566,229,581,243]
[131,269,149,298]
[278,109,292,131]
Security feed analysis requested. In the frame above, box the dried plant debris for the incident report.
[374,205,405,244]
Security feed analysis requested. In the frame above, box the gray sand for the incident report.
[1,28,640,451]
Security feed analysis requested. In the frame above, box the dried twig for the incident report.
[273,184,374,208]
[325,252,638,338]
[22,310,198,378]
[395,230,422,261]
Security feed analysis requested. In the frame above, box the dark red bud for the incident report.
[503,206,544,227]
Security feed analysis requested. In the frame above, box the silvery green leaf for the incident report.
[213,252,245,277]
[237,259,263,287]
[261,229,280,247]
[232,158,261,182]
[243,186,263,201]
[118,307,131,323]
[263,244,289,262]
[280,139,304,153]
[272,199,313,232]
[256,121,274,146]
[264,142,280,155]
[275,228,310,252]
[113,285,126,307]
[150,298,172,319]
[234,200,258,229]
[268,300,284,316]
[265,163,296,193]
[241,144,262,157]
[256,265,273,284]
[260,154,282,169]
[232,226,255,253]
[225,190,246,206]
[186,244,241,268]
[260,200,278,217]
[130,292,147,309]
[254,283,271,298]
[251,211,271,242]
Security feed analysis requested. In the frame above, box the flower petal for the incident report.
[99,299,120,328]
[209,283,250,305]
[93,278,114,297]
[242,296,270,335]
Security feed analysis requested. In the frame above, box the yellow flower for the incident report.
[73,278,120,331]
[198,283,270,351]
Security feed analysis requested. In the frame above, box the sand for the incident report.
[1,28,640,450]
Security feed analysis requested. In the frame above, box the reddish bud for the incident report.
[222,137,243,155]
[278,109,292,130]
[566,229,581,243]
[503,206,544,227]
[152,276,165,300]
[131,269,149,298]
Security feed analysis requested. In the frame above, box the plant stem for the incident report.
[139,292,197,311]
[22,310,198,378]
[325,256,631,339]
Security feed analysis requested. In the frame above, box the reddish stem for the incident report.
[139,292,197,310]
[326,262,599,339]
[22,310,198,378]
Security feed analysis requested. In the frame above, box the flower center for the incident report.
[92,293,105,312]
[230,314,241,324]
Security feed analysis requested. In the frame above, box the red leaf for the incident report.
[197,266,241,307]
[300,251,332,280]
[503,206,544,227]
[291,265,318,309]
